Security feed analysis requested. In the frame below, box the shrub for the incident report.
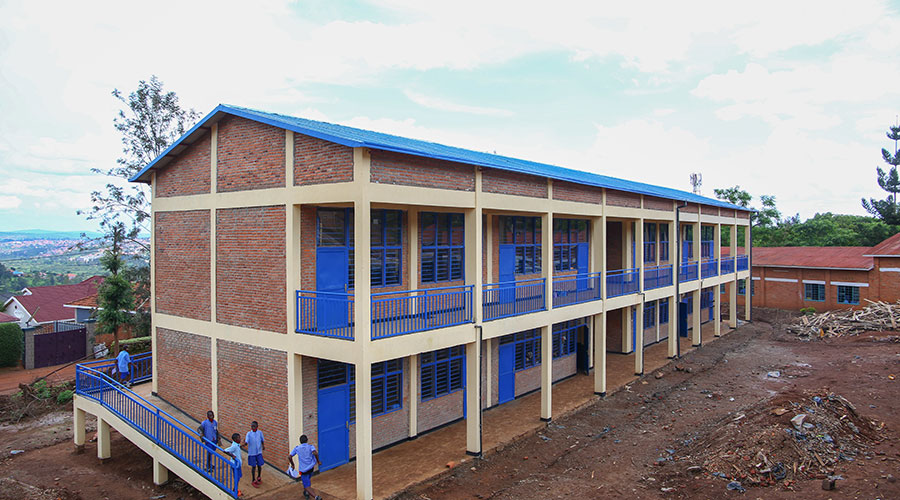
[56,390,74,404]
[0,323,24,367]
[32,379,51,399]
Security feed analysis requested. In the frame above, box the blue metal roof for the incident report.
[130,104,750,212]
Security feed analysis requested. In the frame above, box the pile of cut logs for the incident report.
[786,300,900,338]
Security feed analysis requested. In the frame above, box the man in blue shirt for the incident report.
[115,345,131,387]
[242,420,265,487]
[197,410,220,472]
[288,435,322,500]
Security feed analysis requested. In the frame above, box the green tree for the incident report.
[0,322,24,367]
[78,76,197,338]
[862,123,900,224]
[96,223,136,356]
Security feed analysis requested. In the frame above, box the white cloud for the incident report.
[0,196,22,210]
[404,90,513,117]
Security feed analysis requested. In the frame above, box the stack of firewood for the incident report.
[786,300,900,338]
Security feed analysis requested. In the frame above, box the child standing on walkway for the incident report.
[288,435,322,500]
[224,432,243,496]
[242,420,265,487]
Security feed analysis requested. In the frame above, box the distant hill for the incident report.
[0,230,105,241]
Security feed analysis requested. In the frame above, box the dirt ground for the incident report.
[0,309,897,499]
[396,309,900,500]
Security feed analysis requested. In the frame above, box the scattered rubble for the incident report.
[673,391,885,490]
[787,299,900,338]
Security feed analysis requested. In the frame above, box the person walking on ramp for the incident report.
[242,420,265,487]
[288,434,322,500]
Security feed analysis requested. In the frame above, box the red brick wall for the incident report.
[301,356,319,446]
[216,206,287,333]
[217,116,285,192]
[155,210,210,320]
[349,357,410,457]
[294,133,353,186]
[552,181,602,204]
[736,210,749,219]
[156,133,211,197]
[371,151,475,191]
[552,354,576,382]
[875,257,900,302]
[606,190,641,208]
[156,328,211,419]
[682,203,699,213]
[606,308,623,352]
[216,340,289,463]
[606,221,623,270]
[417,389,463,434]
[732,267,874,312]
[700,205,719,215]
[644,196,672,212]
[515,364,541,396]
[482,168,547,198]
[720,208,735,217]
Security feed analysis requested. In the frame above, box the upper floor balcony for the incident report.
[679,260,699,283]
[701,258,719,278]
[736,254,749,271]
[720,256,735,274]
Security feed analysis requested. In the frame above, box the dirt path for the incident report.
[395,313,900,500]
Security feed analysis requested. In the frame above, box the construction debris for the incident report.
[674,391,884,490]
[786,299,900,338]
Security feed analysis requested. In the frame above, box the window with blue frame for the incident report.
[370,210,402,287]
[655,223,668,262]
[837,285,860,304]
[643,302,656,328]
[659,298,669,324]
[682,225,694,261]
[644,223,657,263]
[738,280,747,295]
[751,281,755,296]
[553,219,588,271]
[501,330,542,370]
[421,212,464,283]
[552,321,579,358]
[501,216,542,274]
[720,283,726,294]
[683,294,693,311]
[700,225,715,259]
[318,359,402,422]
[420,346,464,401]
[317,208,402,288]
[804,283,825,302]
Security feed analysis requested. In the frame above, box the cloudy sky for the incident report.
[1,0,899,232]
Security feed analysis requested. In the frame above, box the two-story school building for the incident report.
[131,105,752,500]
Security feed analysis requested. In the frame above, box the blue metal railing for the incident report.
[606,268,639,298]
[75,363,239,498]
[720,256,735,274]
[701,258,719,278]
[644,264,673,290]
[371,285,473,339]
[483,278,545,321]
[736,255,749,271]
[296,290,355,340]
[679,261,699,283]
[78,351,153,384]
[552,272,601,308]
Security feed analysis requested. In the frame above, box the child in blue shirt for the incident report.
[241,420,265,487]
[224,433,243,495]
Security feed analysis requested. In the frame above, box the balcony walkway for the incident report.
[310,321,732,500]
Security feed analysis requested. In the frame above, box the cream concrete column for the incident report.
[714,223,722,337]
[730,224,737,274]
[289,355,303,441]
[540,325,552,421]
[729,281,738,328]
[409,209,419,292]
[668,295,678,358]
[594,312,606,396]
[153,458,170,485]
[586,312,594,369]
[353,148,374,500]
[667,222,678,358]
[692,289,702,346]
[210,204,218,416]
[542,210,553,312]
[635,302,644,375]
[466,203,483,323]
[287,200,302,444]
[744,226,751,321]
[409,354,418,438]
[97,418,111,460]
[465,340,482,453]
[637,218,645,291]
[74,407,85,449]
[485,214,493,284]
[149,169,159,393]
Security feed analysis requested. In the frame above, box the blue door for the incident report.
[316,247,349,332]
[706,290,714,322]
[631,308,637,351]
[498,244,516,315]
[498,342,515,404]
[317,384,349,470]
[678,300,689,338]
[576,242,590,291]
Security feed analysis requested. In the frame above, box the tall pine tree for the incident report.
[862,122,900,224]
[96,223,136,356]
